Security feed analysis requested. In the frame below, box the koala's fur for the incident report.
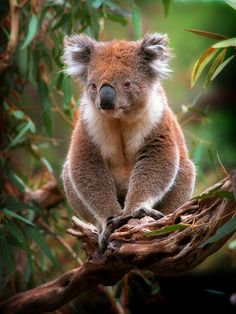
[61,33,196,247]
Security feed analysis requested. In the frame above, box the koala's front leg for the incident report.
[107,136,179,230]
[67,125,122,249]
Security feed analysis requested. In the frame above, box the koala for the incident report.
[61,33,196,249]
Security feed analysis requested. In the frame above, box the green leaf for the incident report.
[0,236,15,274]
[40,156,53,173]
[21,15,38,50]
[191,47,218,87]
[91,8,100,40]
[2,208,35,226]
[132,6,142,40]
[8,171,26,192]
[5,222,26,245]
[106,12,127,26]
[52,13,70,31]
[185,28,227,40]
[210,55,235,81]
[162,0,171,17]
[62,76,72,110]
[91,0,103,9]
[225,0,236,9]
[39,81,52,136]
[11,110,25,119]
[9,121,35,148]
[201,217,236,247]
[27,226,61,270]
[204,49,226,87]
[212,37,236,48]
[144,224,188,237]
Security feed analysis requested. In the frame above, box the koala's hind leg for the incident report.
[155,159,196,214]
[62,162,98,228]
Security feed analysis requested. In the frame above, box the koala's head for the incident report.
[62,33,171,118]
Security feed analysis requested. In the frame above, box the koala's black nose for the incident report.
[99,85,116,110]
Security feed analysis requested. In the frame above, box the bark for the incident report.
[0,172,236,314]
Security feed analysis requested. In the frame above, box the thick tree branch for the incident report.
[24,176,64,209]
[0,0,20,73]
[1,173,236,314]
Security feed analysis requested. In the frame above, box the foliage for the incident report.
[0,0,141,297]
[187,29,236,88]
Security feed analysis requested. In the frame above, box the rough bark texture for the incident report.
[0,173,236,314]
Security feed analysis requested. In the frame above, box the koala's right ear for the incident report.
[140,33,171,79]
[62,34,96,81]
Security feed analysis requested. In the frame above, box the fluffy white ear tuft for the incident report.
[140,33,172,79]
[62,34,97,81]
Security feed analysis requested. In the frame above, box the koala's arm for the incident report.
[124,132,179,217]
[65,122,122,230]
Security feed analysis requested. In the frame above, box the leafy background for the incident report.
[0,0,236,312]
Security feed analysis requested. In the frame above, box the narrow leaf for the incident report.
[132,6,142,40]
[225,0,236,9]
[162,0,171,17]
[144,224,188,237]
[186,28,227,40]
[9,123,31,147]
[21,15,38,50]
[62,76,72,110]
[39,81,52,136]
[204,49,226,87]
[0,236,15,274]
[201,217,236,247]
[6,222,26,245]
[27,226,61,270]
[212,37,236,48]
[191,47,218,87]
[2,208,35,226]
[210,55,235,81]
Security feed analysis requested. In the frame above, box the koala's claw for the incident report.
[99,208,164,251]
[133,207,164,220]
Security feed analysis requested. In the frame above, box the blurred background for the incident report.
[0,0,236,313]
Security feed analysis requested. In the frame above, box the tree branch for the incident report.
[1,173,236,314]
[0,0,20,73]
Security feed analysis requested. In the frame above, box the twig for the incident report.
[0,0,20,73]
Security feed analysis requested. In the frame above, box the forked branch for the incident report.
[0,172,236,314]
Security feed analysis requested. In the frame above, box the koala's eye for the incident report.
[91,83,97,90]
[124,81,131,89]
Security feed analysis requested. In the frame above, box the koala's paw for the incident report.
[133,206,164,220]
[99,214,132,251]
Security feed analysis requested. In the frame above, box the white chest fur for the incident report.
[81,89,165,189]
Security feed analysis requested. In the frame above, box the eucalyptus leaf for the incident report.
[204,49,226,87]
[21,15,38,50]
[210,55,235,81]
[144,224,188,237]
[162,0,171,17]
[27,226,61,270]
[132,6,142,39]
[2,208,35,226]
[5,222,26,245]
[201,217,236,247]
[186,28,227,40]
[0,236,15,274]
[212,37,236,48]
[191,47,218,87]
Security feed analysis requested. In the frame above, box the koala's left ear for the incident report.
[62,34,97,81]
[140,33,171,79]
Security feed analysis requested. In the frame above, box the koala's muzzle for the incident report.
[99,85,116,110]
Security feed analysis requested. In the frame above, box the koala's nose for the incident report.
[99,85,116,110]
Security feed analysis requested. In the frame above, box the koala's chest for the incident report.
[98,127,141,191]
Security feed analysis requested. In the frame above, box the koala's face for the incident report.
[63,34,171,118]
